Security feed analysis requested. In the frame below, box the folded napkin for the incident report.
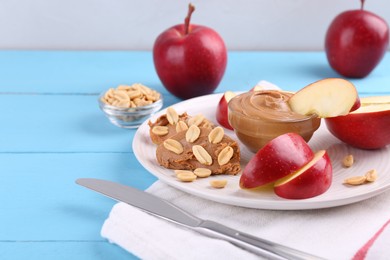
[102,181,390,260]
[101,81,390,259]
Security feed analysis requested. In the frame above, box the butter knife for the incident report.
[76,178,324,260]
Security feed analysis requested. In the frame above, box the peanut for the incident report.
[163,139,183,154]
[166,107,179,125]
[175,121,188,133]
[192,145,212,165]
[344,176,367,185]
[176,171,197,182]
[152,126,169,136]
[343,155,354,168]
[101,84,160,108]
[194,168,212,178]
[188,114,204,126]
[186,125,201,143]
[210,179,228,189]
[218,146,234,166]
[208,127,224,144]
[365,169,378,182]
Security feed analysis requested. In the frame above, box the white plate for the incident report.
[133,93,390,210]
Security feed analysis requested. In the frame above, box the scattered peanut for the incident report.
[343,155,354,168]
[365,169,378,182]
[344,169,378,186]
[194,168,212,178]
[210,179,228,189]
[344,176,367,185]
[176,172,197,182]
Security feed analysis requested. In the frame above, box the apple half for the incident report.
[325,96,390,149]
[216,91,236,130]
[288,78,360,118]
[274,150,332,199]
[240,133,315,189]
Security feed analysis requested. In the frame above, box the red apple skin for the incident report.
[325,110,390,149]
[153,24,227,99]
[240,133,315,189]
[325,9,389,78]
[216,92,235,130]
[274,152,332,200]
[350,98,361,112]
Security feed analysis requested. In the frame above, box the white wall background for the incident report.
[0,0,389,51]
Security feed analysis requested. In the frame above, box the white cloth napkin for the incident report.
[101,81,390,259]
[101,181,390,260]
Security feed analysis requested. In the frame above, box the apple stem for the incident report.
[184,3,195,35]
[360,0,365,10]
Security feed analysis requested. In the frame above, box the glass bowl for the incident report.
[228,90,321,153]
[98,92,163,129]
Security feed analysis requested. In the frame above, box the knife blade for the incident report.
[76,178,324,260]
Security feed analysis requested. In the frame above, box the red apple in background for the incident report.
[288,78,360,118]
[240,133,314,189]
[153,4,227,99]
[216,91,236,130]
[274,150,332,199]
[325,0,389,78]
[325,96,390,149]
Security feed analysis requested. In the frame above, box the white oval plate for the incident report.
[133,93,390,210]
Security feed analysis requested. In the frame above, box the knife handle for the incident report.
[197,220,324,260]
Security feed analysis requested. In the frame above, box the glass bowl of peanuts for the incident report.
[99,83,163,128]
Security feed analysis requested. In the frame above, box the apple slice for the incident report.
[325,97,390,149]
[216,91,236,130]
[360,95,390,105]
[274,150,332,199]
[288,78,360,118]
[240,133,314,189]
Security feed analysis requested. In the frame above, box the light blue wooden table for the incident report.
[0,50,389,259]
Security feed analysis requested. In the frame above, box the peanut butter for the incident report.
[156,127,241,175]
[228,90,321,152]
[229,91,309,121]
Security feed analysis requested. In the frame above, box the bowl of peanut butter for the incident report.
[228,90,321,153]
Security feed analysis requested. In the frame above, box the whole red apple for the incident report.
[325,0,389,78]
[325,96,390,149]
[153,4,227,99]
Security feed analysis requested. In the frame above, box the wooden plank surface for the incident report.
[0,50,389,259]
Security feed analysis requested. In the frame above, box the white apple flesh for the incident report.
[288,78,360,118]
[360,95,390,105]
[274,150,332,199]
